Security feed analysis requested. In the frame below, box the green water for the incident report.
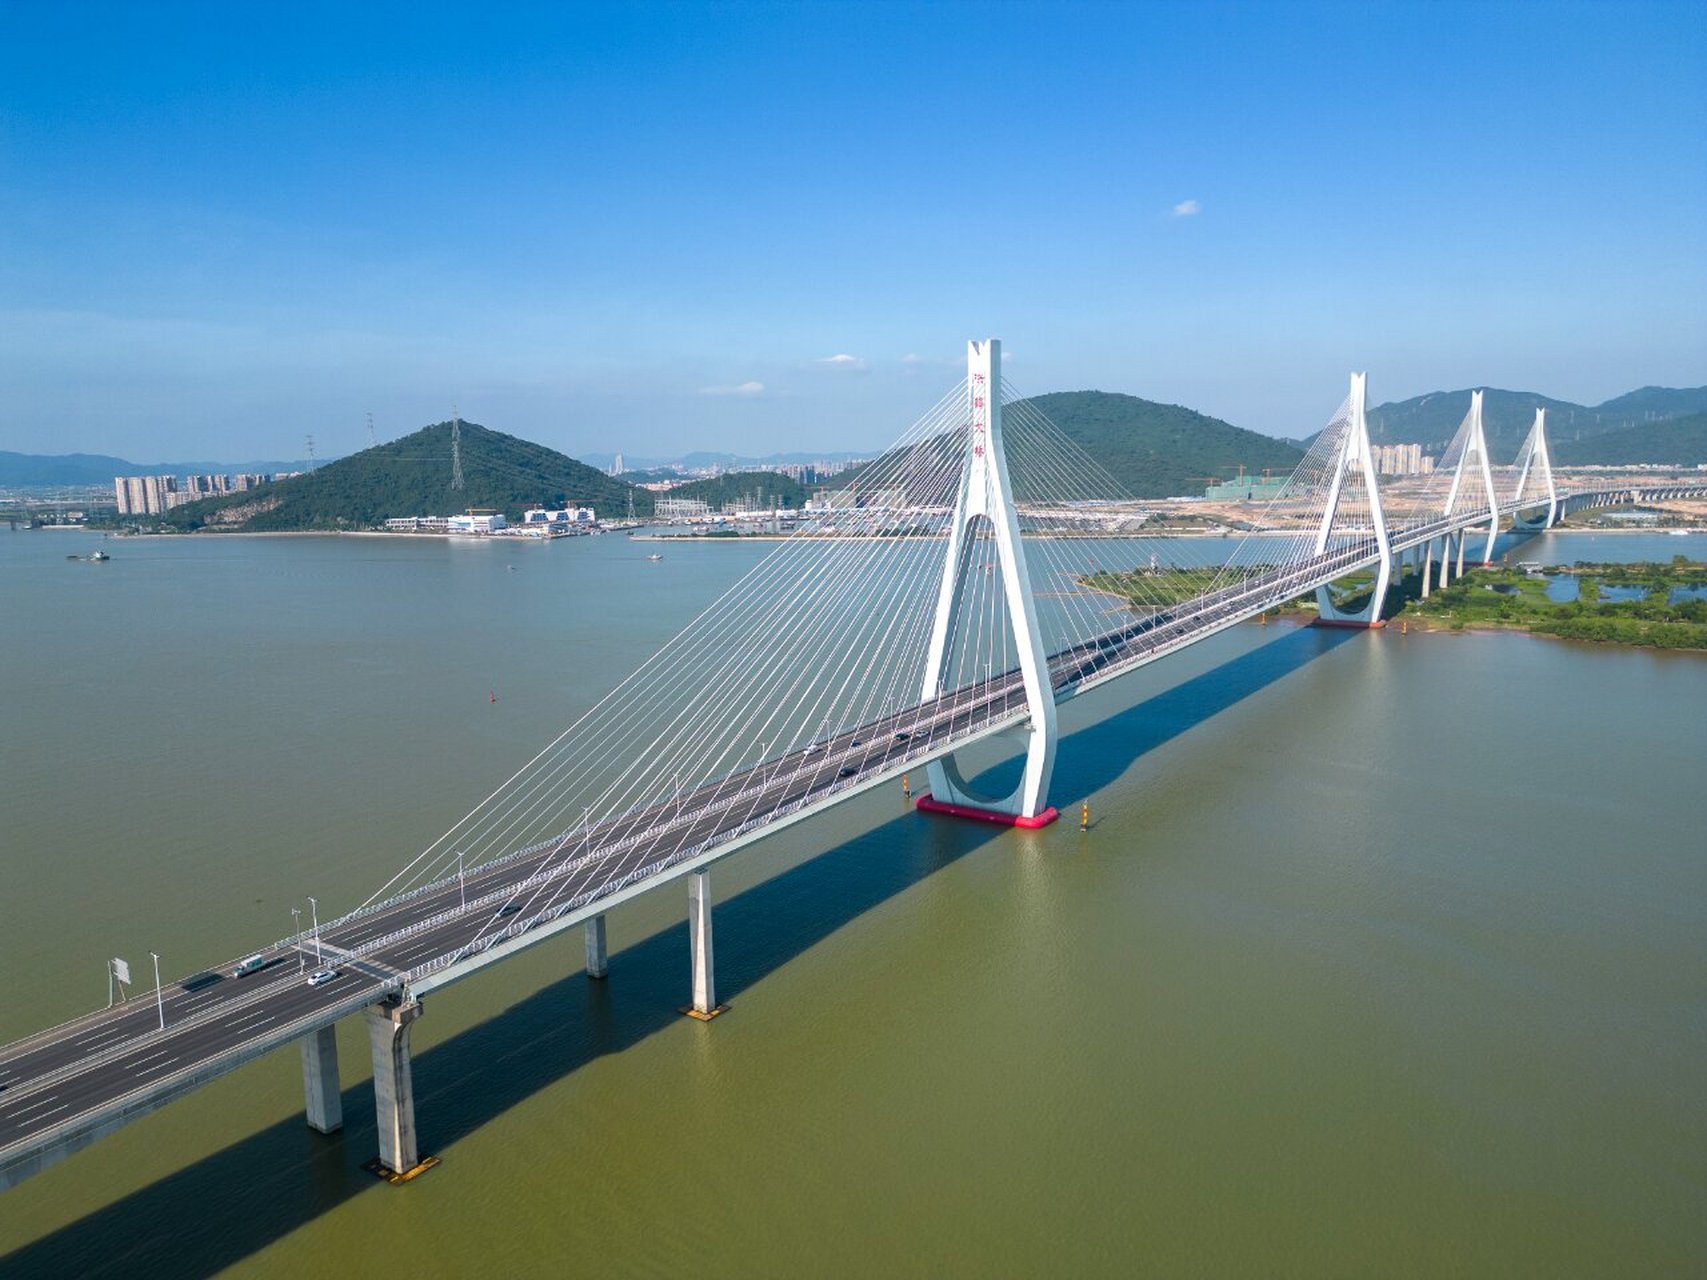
[1,528,1704,1277]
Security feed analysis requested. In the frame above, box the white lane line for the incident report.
[73,1025,134,1049]
[126,1048,173,1068]
[223,1010,277,1032]
[6,1093,66,1117]
[135,1056,180,1078]
[14,1103,69,1126]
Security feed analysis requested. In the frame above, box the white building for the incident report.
[522,506,596,526]
[113,475,177,515]
[447,511,507,534]
[656,497,711,519]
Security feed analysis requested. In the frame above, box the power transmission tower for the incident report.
[305,434,317,472]
[450,410,465,491]
[366,412,376,449]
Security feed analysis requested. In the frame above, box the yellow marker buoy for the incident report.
[902,773,911,799]
[1080,801,1090,831]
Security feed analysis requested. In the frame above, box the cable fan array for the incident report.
[341,375,1393,970]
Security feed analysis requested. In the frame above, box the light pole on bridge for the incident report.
[149,951,164,1030]
[308,896,323,966]
[291,908,303,972]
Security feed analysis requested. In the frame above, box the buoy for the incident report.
[902,773,911,799]
[1401,619,1408,635]
[1080,801,1090,831]
[490,691,497,704]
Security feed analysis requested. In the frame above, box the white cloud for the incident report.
[813,353,870,373]
[1171,199,1202,218]
[698,380,765,397]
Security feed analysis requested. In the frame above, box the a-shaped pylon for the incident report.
[1312,372,1393,627]
[916,339,1058,827]
[1443,389,1502,562]
[1508,407,1557,531]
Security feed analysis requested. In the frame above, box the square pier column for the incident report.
[585,913,609,979]
[1420,539,1433,598]
[1456,530,1467,577]
[366,999,426,1176]
[300,1024,342,1134]
[682,869,725,1019]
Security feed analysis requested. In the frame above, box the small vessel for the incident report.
[647,553,664,561]
[89,550,109,561]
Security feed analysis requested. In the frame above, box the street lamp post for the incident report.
[457,850,466,909]
[150,952,164,1030]
[291,908,304,971]
[308,896,323,966]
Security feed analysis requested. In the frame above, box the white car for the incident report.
[305,969,340,988]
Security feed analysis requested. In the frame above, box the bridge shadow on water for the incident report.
[3,624,1356,1278]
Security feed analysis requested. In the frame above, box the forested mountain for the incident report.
[162,421,653,530]
[1012,391,1305,497]
[1551,412,1707,466]
[1366,385,1707,458]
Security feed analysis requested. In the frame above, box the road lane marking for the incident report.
[13,1103,69,1127]
[135,1057,180,1078]
[126,1049,173,1069]
[2,1093,66,1117]
[73,1025,134,1049]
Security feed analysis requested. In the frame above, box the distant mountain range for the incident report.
[11,380,1704,521]
[1365,385,1707,459]
[577,449,870,474]
[0,451,316,488]
[1551,410,1707,466]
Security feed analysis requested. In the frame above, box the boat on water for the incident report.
[68,550,110,562]
[647,553,664,561]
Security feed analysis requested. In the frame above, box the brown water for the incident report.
[1,528,1703,1276]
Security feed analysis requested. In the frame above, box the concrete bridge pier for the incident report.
[1456,529,1468,577]
[683,868,725,1019]
[299,1024,342,1134]
[585,913,609,979]
[1419,539,1434,598]
[366,998,427,1177]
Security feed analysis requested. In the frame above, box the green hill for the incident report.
[1367,385,1707,458]
[1011,391,1305,498]
[163,420,653,531]
[1552,412,1707,466]
[666,471,812,510]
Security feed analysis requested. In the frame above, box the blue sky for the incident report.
[2,0,1703,462]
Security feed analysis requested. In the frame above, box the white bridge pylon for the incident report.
[1443,389,1502,563]
[1312,372,1393,627]
[917,339,1060,827]
[1509,407,1558,530]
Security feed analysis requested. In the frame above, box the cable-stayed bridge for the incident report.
[2,341,1701,1191]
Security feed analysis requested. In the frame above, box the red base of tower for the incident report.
[1311,616,1386,630]
[914,793,1059,828]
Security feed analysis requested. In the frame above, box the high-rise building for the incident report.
[610,453,625,476]
[113,475,178,515]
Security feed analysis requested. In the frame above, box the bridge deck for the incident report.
[4,484,1699,1183]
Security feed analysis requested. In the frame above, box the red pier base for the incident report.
[1311,616,1386,630]
[915,793,1059,828]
